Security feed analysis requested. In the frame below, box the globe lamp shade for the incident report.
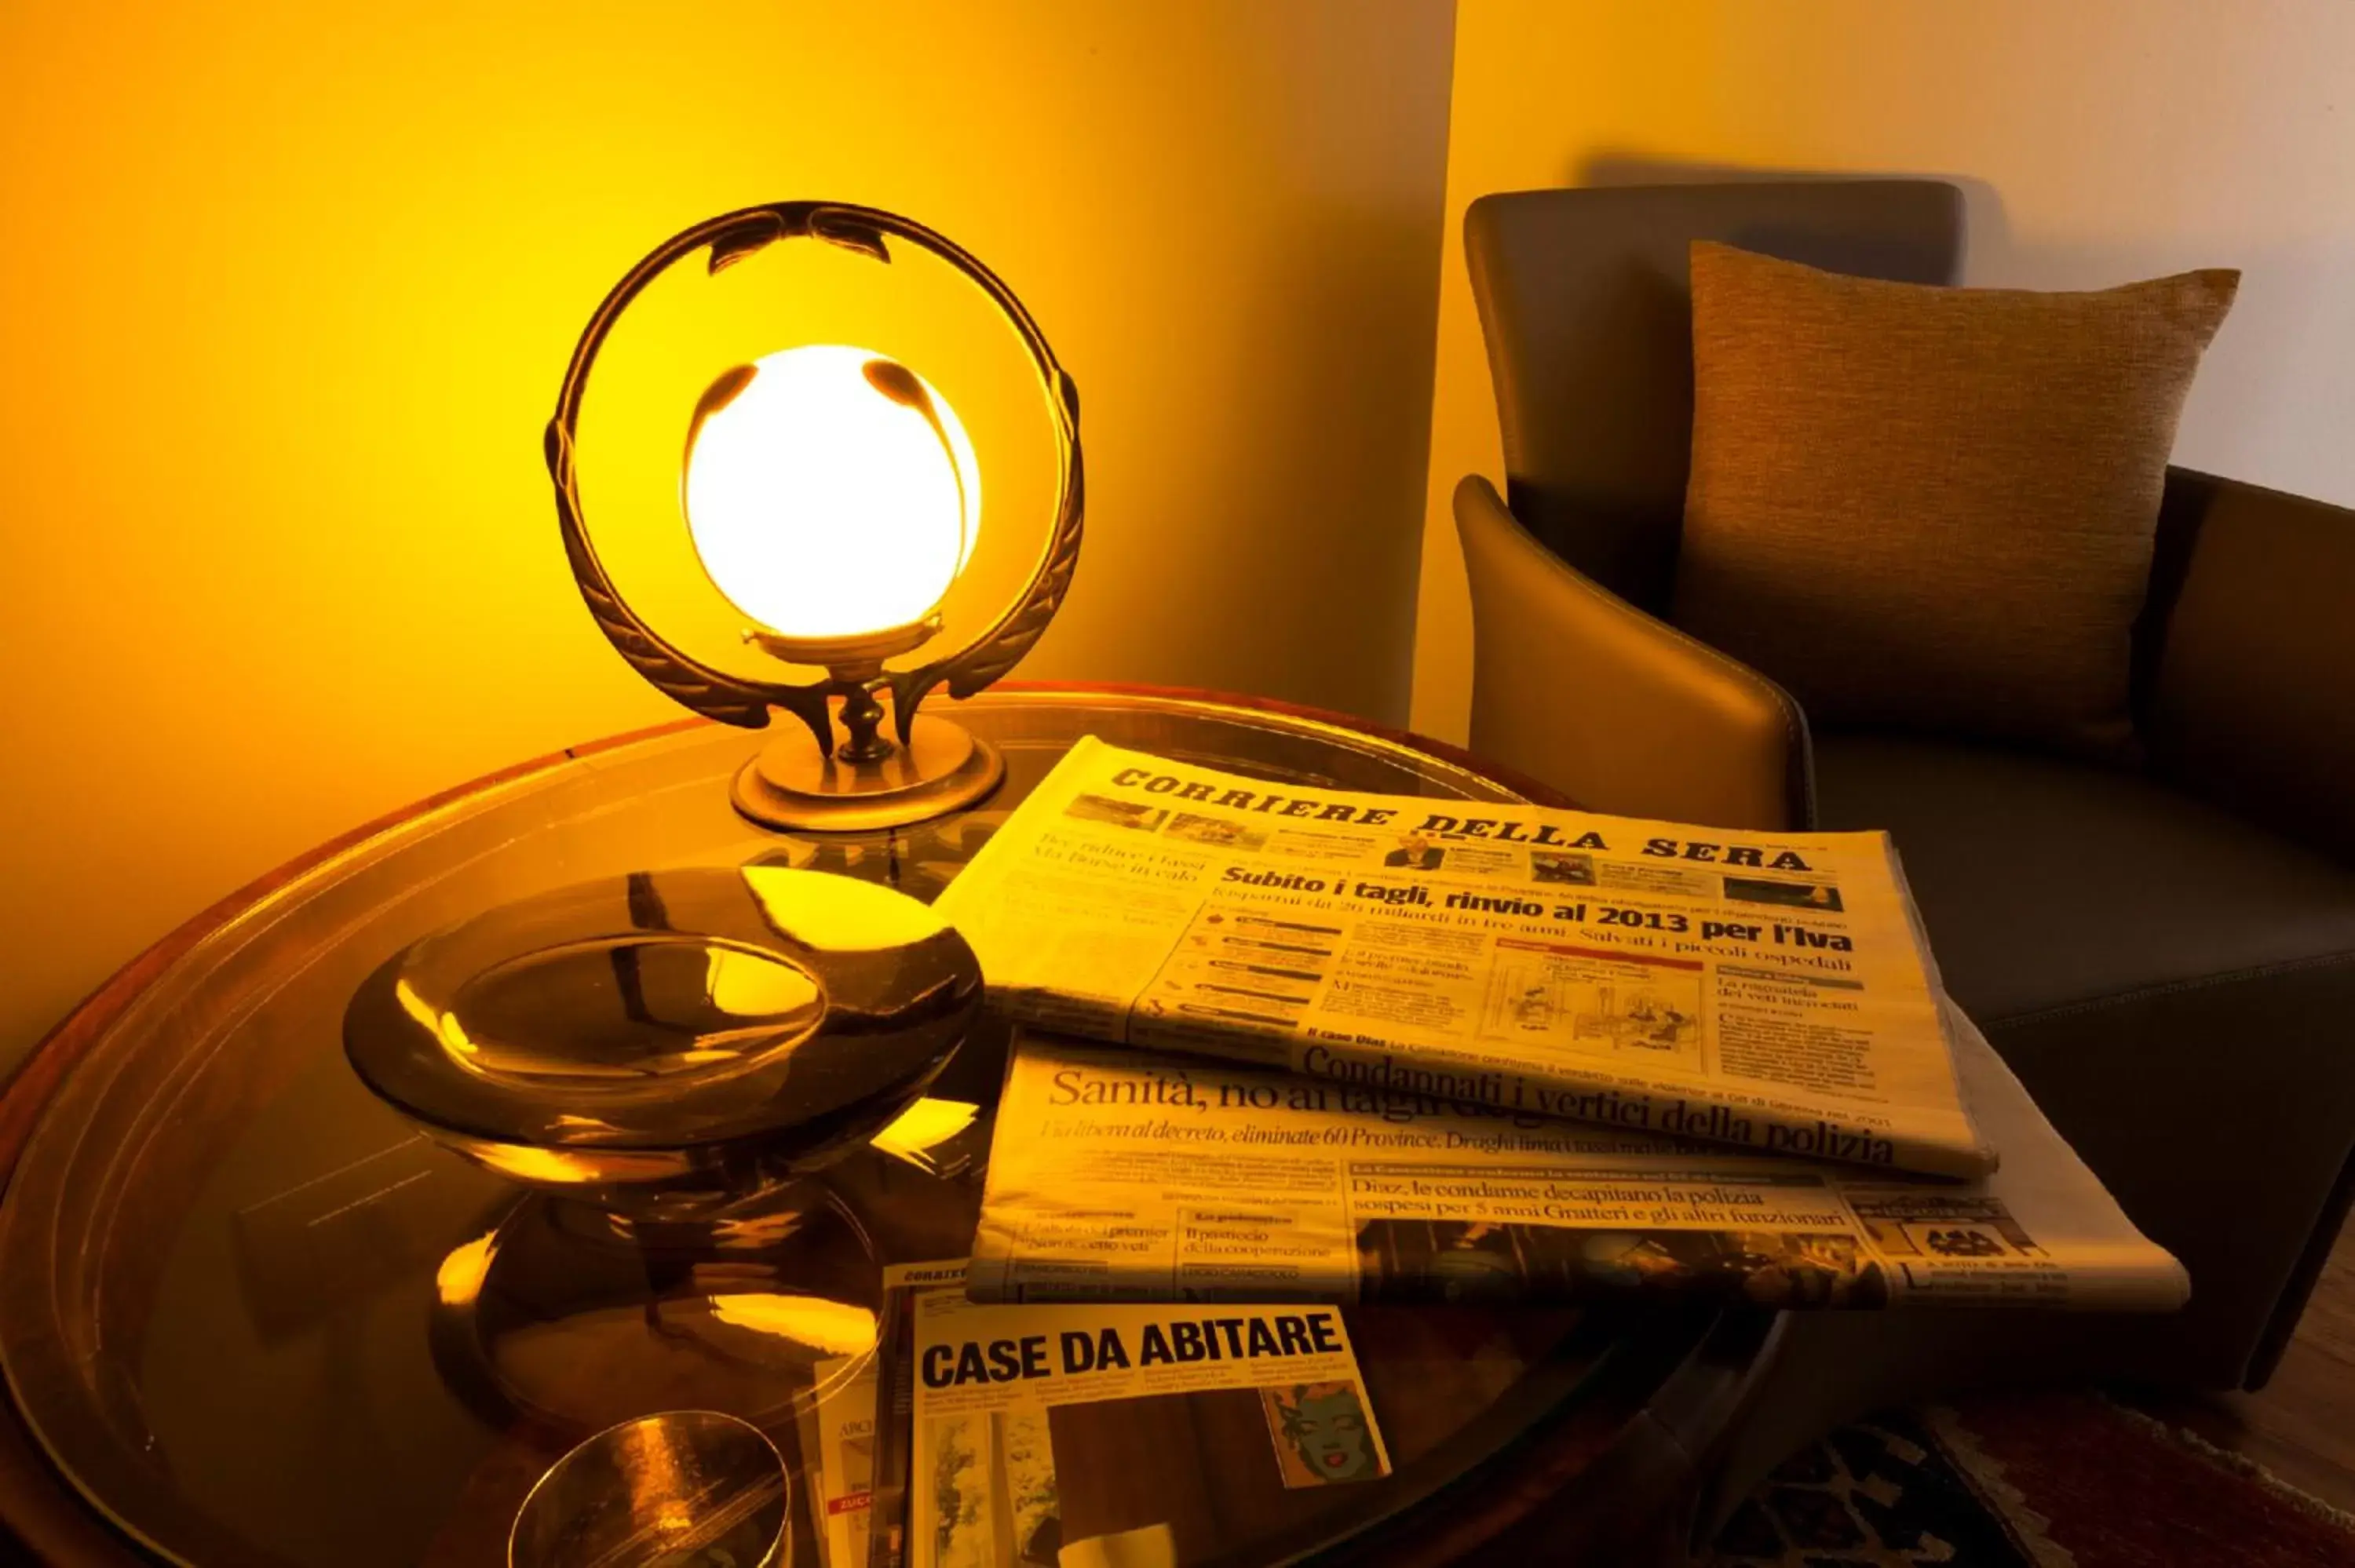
[684,345,982,665]
[544,203,1083,833]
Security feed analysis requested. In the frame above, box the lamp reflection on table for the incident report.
[417,1092,988,1442]
[342,865,982,1446]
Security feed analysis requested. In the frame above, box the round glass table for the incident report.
[0,687,1775,1567]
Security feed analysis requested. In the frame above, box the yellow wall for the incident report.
[0,2,1456,1068]
[1415,0,2355,742]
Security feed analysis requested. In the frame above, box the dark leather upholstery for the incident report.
[1817,734,2355,1389]
[2146,470,2355,866]
[1456,475,1810,831]
[1817,735,2355,1022]
[1454,180,2355,1544]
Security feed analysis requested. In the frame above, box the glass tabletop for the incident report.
[0,690,1718,1568]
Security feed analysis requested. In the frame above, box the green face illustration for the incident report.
[1283,1386,1376,1482]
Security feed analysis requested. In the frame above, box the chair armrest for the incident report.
[1453,476,1812,830]
[2147,469,2355,862]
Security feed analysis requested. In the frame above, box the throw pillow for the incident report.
[1673,241,2237,757]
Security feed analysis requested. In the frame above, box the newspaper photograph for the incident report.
[899,1271,1389,1567]
[966,1016,2186,1314]
[933,737,1992,1178]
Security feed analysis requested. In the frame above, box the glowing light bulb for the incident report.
[683,344,980,646]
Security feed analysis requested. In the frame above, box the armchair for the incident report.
[1453,181,2355,1537]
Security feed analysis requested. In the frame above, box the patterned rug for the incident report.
[1705,1391,2355,1566]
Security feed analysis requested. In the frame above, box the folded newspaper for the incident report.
[967,1016,2186,1311]
[933,737,1991,1178]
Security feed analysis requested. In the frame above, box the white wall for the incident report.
[1414,0,2355,742]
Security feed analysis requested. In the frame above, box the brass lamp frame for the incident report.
[545,202,1083,831]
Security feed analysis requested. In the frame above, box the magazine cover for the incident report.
[867,1260,970,1568]
[797,1352,880,1568]
[888,1268,1389,1567]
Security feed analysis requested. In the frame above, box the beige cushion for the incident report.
[1673,241,2237,757]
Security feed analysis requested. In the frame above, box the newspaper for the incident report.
[878,1260,1389,1568]
[933,737,1990,1178]
[966,1009,2186,1312]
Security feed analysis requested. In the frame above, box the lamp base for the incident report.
[732,713,1004,832]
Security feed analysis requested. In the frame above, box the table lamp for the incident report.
[546,202,1082,830]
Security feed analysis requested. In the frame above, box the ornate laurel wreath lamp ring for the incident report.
[546,202,1082,831]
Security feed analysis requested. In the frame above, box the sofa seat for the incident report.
[1813,731,2355,1386]
[1814,733,2355,1022]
